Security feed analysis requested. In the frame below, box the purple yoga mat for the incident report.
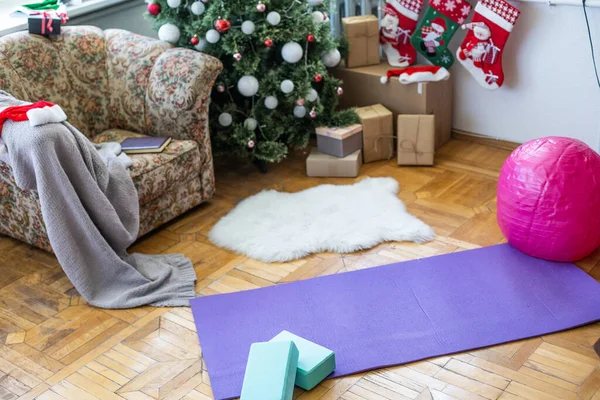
[191,244,600,400]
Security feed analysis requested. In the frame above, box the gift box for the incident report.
[483,40,500,64]
[306,148,362,178]
[316,124,362,158]
[356,104,394,163]
[330,62,452,149]
[342,15,380,68]
[28,12,67,36]
[397,115,435,166]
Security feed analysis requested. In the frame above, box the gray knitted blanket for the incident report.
[0,92,196,308]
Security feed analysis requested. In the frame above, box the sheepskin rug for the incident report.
[209,177,435,262]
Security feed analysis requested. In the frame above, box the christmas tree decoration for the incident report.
[321,49,341,67]
[337,87,343,95]
[306,88,318,102]
[147,0,359,164]
[237,75,259,97]
[241,20,255,35]
[218,112,233,126]
[190,1,205,15]
[309,109,317,118]
[409,0,473,68]
[148,2,161,16]
[158,23,180,43]
[457,0,520,90]
[296,98,305,106]
[311,11,325,23]
[379,0,424,67]
[215,18,231,32]
[205,29,220,43]
[280,80,294,93]
[267,11,281,25]
[264,96,279,109]
[293,106,307,118]
[281,42,303,63]
[244,118,258,130]
[167,0,181,7]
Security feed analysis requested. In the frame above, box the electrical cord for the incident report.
[583,0,600,88]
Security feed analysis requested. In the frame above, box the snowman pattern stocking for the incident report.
[380,0,424,67]
[409,0,472,68]
[457,0,520,89]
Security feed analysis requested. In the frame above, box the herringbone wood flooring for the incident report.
[0,138,599,400]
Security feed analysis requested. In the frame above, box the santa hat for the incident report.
[461,22,490,33]
[431,17,446,33]
[380,65,450,84]
[0,101,67,135]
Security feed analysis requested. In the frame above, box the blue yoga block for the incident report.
[240,341,299,400]
[270,331,336,390]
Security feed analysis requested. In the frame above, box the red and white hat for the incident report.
[380,65,450,84]
[430,17,446,33]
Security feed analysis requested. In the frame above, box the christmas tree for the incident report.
[147,0,359,163]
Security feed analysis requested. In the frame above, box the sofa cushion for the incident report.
[93,129,202,205]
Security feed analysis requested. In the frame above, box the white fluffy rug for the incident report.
[209,177,435,262]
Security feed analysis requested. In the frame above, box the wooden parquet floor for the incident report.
[0,138,599,400]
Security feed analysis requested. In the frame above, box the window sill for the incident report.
[0,0,137,36]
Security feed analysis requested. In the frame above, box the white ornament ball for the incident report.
[293,106,306,118]
[237,75,259,97]
[205,29,220,43]
[218,112,232,127]
[256,1,266,11]
[280,80,294,94]
[307,0,324,5]
[167,0,181,8]
[306,88,318,102]
[241,20,255,35]
[281,42,303,64]
[158,24,181,43]
[244,118,258,130]
[190,1,205,15]
[311,11,324,23]
[266,11,281,26]
[194,39,207,51]
[321,49,341,67]
[264,96,279,109]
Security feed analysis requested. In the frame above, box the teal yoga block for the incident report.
[270,331,336,390]
[240,341,299,400]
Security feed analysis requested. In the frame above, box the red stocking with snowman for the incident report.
[456,0,520,89]
[380,0,424,67]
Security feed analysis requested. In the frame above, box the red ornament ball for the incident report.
[314,74,322,82]
[233,52,242,61]
[248,140,256,148]
[309,109,317,118]
[296,98,305,106]
[216,84,225,93]
[264,39,273,47]
[215,19,231,33]
[337,87,343,95]
[256,1,266,11]
[307,34,315,42]
[190,36,199,45]
[147,2,161,15]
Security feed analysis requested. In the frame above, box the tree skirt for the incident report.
[209,178,435,262]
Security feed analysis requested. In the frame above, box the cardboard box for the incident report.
[330,62,452,149]
[397,115,435,166]
[356,104,394,163]
[315,124,363,158]
[306,148,362,177]
[342,15,380,68]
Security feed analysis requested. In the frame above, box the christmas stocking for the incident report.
[409,0,473,68]
[457,0,520,89]
[380,0,424,67]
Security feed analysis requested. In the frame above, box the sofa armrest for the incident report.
[145,49,223,149]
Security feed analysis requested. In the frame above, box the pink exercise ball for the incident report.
[497,136,600,262]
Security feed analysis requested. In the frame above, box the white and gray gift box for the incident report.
[315,124,363,158]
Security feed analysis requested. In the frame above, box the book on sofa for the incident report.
[121,137,172,154]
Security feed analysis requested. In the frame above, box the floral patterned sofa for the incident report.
[0,27,222,252]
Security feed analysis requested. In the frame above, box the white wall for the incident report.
[449,3,600,151]
[81,2,600,151]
